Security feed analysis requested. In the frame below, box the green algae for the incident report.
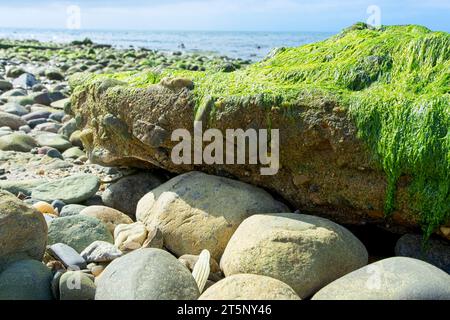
[70,23,450,236]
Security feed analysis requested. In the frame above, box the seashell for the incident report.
[191,249,211,293]
[33,201,57,215]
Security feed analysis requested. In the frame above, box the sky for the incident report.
[0,0,448,32]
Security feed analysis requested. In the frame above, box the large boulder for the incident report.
[95,248,200,300]
[69,24,450,236]
[0,190,47,269]
[47,215,113,253]
[0,260,53,300]
[220,213,368,298]
[312,257,450,300]
[199,274,300,300]
[136,171,289,260]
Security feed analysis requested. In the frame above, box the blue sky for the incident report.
[0,0,448,32]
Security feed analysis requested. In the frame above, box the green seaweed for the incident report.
[70,23,450,236]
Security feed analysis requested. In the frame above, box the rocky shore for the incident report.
[0,24,449,300]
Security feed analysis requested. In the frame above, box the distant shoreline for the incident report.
[0,28,334,60]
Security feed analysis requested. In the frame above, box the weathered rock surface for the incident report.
[80,241,122,263]
[47,215,113,253]
[312,257,450,300]
[69,25,450,234]
[220,213,368,298]
[102,171,164,218]
[95,248,200,300]
[136,171,289,260]
[199,274,300,300]
[31,174,100,204]
[80,205,133,234]
[0,190,47,269]
[114,222,148,252]
[0,260,53,300]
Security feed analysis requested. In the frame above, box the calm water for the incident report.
[0,28,334,60]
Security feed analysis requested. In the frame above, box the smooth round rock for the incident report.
[0,260,53,300]
[80,205,133,234]
[95,248,200,300]
[102,172,164,218]
[312,257,450,300]
[62,146,85,159]
[0,102,29,116]
[199,274,300,300]
[136,171,288,260]
[22,110,51,121]
[59,271,96,300]
[48,243,87,269]
[114,222,148,252]
[395,234,450,273]
[48,215,113,253]
[59,204,87,217]
[0,190,47,268]
[0,111,27,130]
[31,174,100,204]
[0,133,38,152]
[0,178,45,196]
[220,213,368,298]
[35,132,72,151]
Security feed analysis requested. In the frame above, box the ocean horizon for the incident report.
[0,27,335,60]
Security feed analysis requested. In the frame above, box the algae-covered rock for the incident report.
[69,24,450,235]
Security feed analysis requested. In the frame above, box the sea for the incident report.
[0,28,335,61]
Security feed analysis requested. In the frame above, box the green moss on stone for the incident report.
[70,23,450,236]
